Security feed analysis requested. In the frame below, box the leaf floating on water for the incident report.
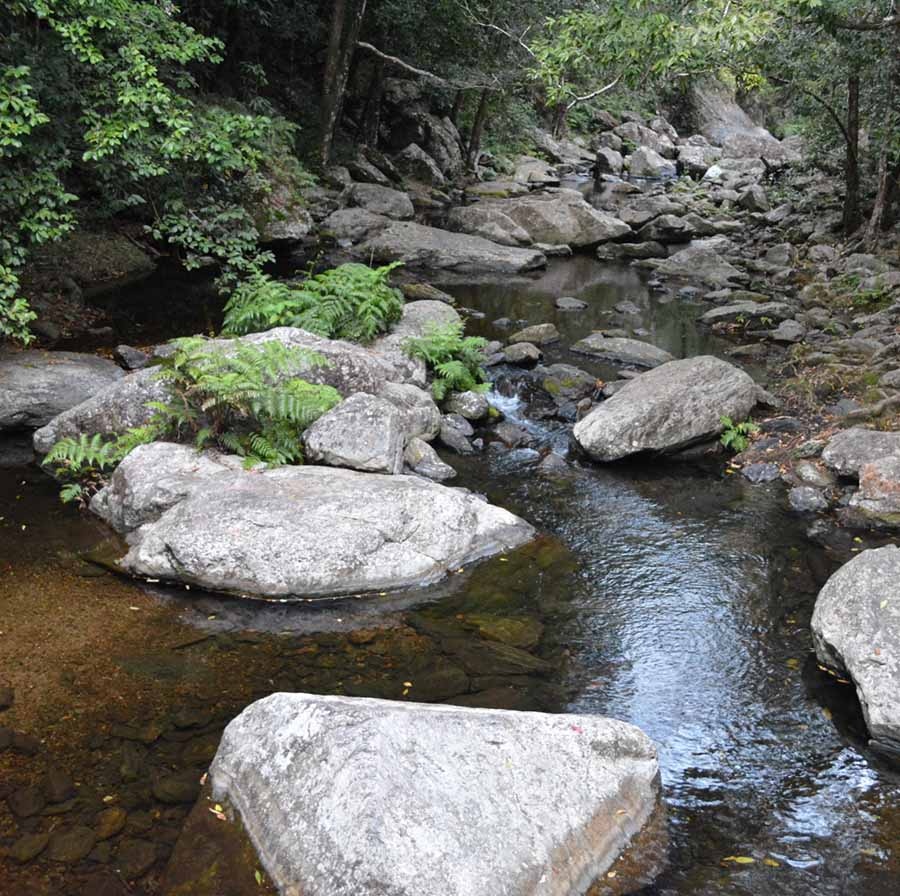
[880,600,888,609]
[723,855,756,865]
[786,658,800,670]
[822,707,833,720]
[255,869,264,886]
[764,857,781,867]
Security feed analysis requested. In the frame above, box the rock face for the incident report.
[343,183,414,220]
[355,222,546,274]
[0,350,124,431]
[627,147,677,179]
[209,692,661,896]
[303,393,406,474]
[574,356,761,461]
[812,546,900,754]
[91,443,534,598]
[822,427,900,478]
[571,334,674,369]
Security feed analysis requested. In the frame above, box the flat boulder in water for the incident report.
[574,356,761,461]
[207,692,661,896]
[0,350,124,431]
[812,546,900,755]
[91,442,533,598]
[571,334,674,369]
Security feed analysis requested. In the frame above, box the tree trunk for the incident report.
[466,89,490,171]
[842,73,861,235]
[865,40,900,244]
[551,104,568,139]
[320,0,367,168]
[450,90,464,126]
[361,58,385,146]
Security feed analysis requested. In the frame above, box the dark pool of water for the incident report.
[2,256,899,895]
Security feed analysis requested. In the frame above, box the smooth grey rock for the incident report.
[91,443,533,598]
[627,147,677,178]
[445,390,490,421]
[323,208,392,243]
[677,144,720,177]
[812,546,900,753]
[513,156,559,186]
[570,334,674,369]
[438,415,476,455]
[304,393,406,475]
[701,301,794,326]
[880,369,900,389]
[404,437,456,481]
[209,692,661,896]
[508,323,560,346]
[637,214,695,244]
[504,343,543,366]
[742,462,780,483]
[850,456,900,524]
[595,146,624,175]
[556,296,588,311]
[395,143,445,186]
[0,350,124,431]
[355,222,546,275]
[379,382,441,441]
[343,183,414,220]
[614,196,685,228]
[822,427,900,478]
[446,205,531,247]
[794,461,835,489]
[114,345,150,371]
[789,486,829,513]
[771,319,806,344]
[646,245,745,287]
[574,356,761,461]
[738,185,770,212]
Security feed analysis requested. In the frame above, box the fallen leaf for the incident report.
[764,857,780,867]
[723,856,756,865]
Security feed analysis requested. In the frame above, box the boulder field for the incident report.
[199,692,661,896]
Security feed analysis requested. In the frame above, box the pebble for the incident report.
[44,768,76,803]
[8,785,46,818]
[115,838,157,879]
[9,832,50,864]
[48,826,97,863]
[742,462,781,484]
[96,806,128,840]
[0,683,13,711]
[152,770,201,804]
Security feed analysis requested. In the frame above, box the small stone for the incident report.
[537,453,570,477]
[88,841,112,864]
[404,438,457,482]
[789,486,829,513]
[0,683,13,711]
[795,461,835,489]
[555,296,587,311]
[114,345,150,370]
[508,323,560,345]
[48,826,97,863]
[8,785,46,818]
[742,462,781,484]
[503,343,542,366]
[492,422,531,449]
[11,731,41,755]
[96,806,128,841]
[44,768,76,804]
[115,838,156,879]
[0,725,11,750]
[9,832,50,864]
[445,391,490,421]
[152,770,201,804]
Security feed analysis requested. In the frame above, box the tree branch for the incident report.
[355,42,500,91]
[770,75,850,146]
[565,76,622,111]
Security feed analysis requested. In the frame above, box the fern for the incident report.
[404,321,489,402]
[720,416,759,453]
[221,263,405,342]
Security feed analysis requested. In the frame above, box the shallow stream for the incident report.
[1,258,898,895]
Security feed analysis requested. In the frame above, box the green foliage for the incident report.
[403,321,489,402]
[151,337,342,466]
[720,416,760,453]
[42,428,159,504]
[221,263,405,342]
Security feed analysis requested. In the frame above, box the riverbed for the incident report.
[1,258,898,895]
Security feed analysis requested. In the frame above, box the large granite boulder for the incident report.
[208,692,661,896]
[445,205,531,247]
[613,195,686,228]
[701,301,794,326]
[303,393,406,474]
[33,328,418,455]
[571,334,674,369]
[627,147,677,179]
[343,183,414,220]
[395,144,446,187]
[574,356,761,461]
[812,546,900,754]
[91,443,533,598]
[643,244,746,287]
[0,350,124,431]
[355,222,546,274]
[450,192,630,249]
[822,427,900,478]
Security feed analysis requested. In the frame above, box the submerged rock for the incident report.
[812,546,900,755]
[574,356,761,461]
[208,692,661,896]
[0,350,124,431]
[91,443,533,598]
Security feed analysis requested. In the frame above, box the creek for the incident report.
[1,257,898,895]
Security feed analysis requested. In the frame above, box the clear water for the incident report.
[1,258,898,895]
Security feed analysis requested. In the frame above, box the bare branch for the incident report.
[565,76,622,111]
[454,0,537,58]
[355,42,501,91]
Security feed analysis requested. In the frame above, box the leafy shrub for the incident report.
[42,428,159,505]
[150,337,342,465]
[221,263,405,342]
[403,322,489,402]
[720,416,759,453]
[44,338,342,503]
